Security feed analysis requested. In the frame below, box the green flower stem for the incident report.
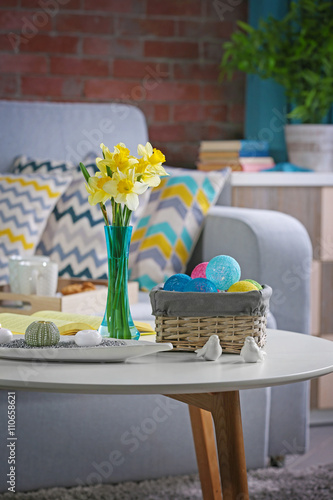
[99,202,109,226]
[124,207,132,226]
[111,199,116,226]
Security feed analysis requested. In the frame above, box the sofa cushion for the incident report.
[36,164,150,280]
[11,155,75,174]
[9,155,148,281]
[10,156,108,280]
[36,169,108,280]
[0,172,72,285]
[129,168,230,290]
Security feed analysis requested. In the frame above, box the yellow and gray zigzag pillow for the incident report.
[0,173,72,285]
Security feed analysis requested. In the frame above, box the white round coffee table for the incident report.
[1,329,333,500]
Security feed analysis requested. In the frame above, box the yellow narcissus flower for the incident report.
[80,141,166,227]
[135,157,149,176]
[103,169,148,211]
[96,142,138,175]
[137,142,168,185]
[85,175,111,206]
[150,148,166,166]
[134,158,161,187]
[137,142,166,166]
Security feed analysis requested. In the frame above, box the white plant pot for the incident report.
[285,124,333,172]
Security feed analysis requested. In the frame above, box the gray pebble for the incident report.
[0,339,127,349]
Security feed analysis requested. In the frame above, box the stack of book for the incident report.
[197,140,275,172]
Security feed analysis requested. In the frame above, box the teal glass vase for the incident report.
[98,226,140,340]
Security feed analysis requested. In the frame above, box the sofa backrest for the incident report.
[0,100,149,172]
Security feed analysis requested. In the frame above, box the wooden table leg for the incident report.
[188,405,222,500]
[210,391,249,500]
[169,391,249,500]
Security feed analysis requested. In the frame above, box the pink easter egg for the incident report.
[191,262,209,280]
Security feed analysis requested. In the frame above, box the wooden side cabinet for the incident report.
[231,173,333,409]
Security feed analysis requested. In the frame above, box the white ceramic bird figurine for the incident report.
[240,337,266,363]
[195,335,222,361]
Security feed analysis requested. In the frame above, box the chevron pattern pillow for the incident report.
[36,170,109,279]
[36,164,151,280]
[11,156,105,279]
[0,173,72,285]
[128,168,230,290]
[12,156,149,280]
[11,155,75,174]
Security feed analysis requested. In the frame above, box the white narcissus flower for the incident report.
[103,169,148,211]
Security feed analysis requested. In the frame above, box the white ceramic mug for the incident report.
[9,255,50,294]
[9,256,58,296]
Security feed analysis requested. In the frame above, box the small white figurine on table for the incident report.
[195,335,222,361]
[240,336,266,362]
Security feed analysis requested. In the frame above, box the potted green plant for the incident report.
[220,0,333,171]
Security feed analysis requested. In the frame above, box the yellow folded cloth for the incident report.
[1,311,156,336]
[133,321,156,335]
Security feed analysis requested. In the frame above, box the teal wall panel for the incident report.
[245,0,333,161]
[245,0,290,162]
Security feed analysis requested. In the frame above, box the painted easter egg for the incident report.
[164,274,192,292]
[228,281,258,292]
[244,279,262,290]
[190,262,208,280]
[183,277,218,293]
[206,255,241,291]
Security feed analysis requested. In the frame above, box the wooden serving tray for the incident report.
[0,278,139,316]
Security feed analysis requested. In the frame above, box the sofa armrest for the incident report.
[189,206,312,335]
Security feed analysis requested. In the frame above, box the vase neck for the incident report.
[104,225,132,259]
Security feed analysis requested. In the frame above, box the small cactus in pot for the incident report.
[25,321,60,347]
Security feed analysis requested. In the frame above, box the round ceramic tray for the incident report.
[0,337,173,363]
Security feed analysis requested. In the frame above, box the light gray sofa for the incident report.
[0,101,312,492]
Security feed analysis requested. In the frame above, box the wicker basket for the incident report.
[150,285,272,354]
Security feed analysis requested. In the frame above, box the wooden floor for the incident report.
[285,410,333,471]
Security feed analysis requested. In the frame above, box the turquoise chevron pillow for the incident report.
[11,155,75,174]
[0,173,72,285]
[128,168,230,290]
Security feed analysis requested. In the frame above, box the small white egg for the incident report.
[0,328,13,343]
[74,330,102,347]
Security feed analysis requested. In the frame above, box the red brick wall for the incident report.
[0,0,247,167]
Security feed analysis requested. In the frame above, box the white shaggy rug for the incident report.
[1,463,333,500]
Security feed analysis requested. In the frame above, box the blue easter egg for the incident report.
[183,277,218,293]
[164,274,192,292]
[206,255,241,291]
